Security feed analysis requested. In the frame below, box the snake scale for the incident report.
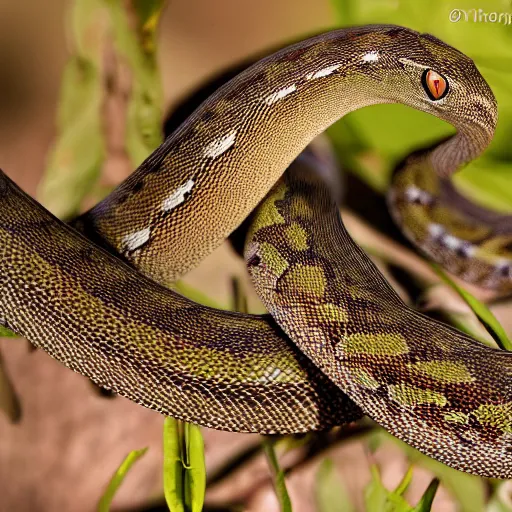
[2,25,512,478]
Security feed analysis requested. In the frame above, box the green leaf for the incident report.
[454,159,512,213]
[163,417,185,512]
[432,263,512,351]
[380,431,485,512]
[106,0,164,165]
[163,418,206,512]
[132,0,166,54]
[0,326,18,338]
[364,464,412,512]
[183,423,206,512]
[328,0,512,204]
[315,458,354,512]
[38,0,106,218]
[364,465,389,512]
[97,447,148,512]
[363,464,439,511]
[262,438,292,512]
[394,466,414,496]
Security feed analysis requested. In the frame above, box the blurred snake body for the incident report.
[2,25,512,477]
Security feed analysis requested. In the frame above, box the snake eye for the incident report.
[421,69,448,101]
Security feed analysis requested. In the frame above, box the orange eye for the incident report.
[422,69,448,101]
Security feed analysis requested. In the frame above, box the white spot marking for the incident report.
[405,185,432,205]
[122,227,151,252]
[428,223,445,239]
[257,366,285,383]
[427,223,476,256]
[443,234,463,251]
[264,84,297,105]
[362,51,379,62]
[305,64,341,80]
[203,130,237,158]
[398,57,428,70]
[161,179,195,212]
[460,244,476,258]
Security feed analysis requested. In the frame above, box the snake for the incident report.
[1,24,512,478]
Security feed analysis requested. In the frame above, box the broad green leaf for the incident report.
[97,447,148,512]
[38,0,106,217]
[328,0,512,208]
[454,159,512,213]
[263,438,292,512]
[163,417,185,512]
[432,264,512,351]
[106,0,164,165]
[315,458,354,512]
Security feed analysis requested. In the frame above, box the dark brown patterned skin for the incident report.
[1,25,510,477]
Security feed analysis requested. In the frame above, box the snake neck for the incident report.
[78,25,498,286]
[430,123,495,178]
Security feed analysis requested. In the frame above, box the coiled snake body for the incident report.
[1,25,512,477]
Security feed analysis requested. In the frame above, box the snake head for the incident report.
[419,32,497,141]
[365,27,497,138]
[357,26,498,175]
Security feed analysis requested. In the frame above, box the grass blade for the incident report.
[364,464,411,512]
[432,263,512,350]
[163,417,185,512]
[184,423,206,512]
[163,418,206,512]
[97,447,148,512]
[262,438,292,512]
[413,478,440,512]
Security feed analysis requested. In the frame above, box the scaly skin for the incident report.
[1,25,511,477]
[74,25,495,286]
[0,169,360,433]
[388,156,512,292]
[246,168,512,480]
